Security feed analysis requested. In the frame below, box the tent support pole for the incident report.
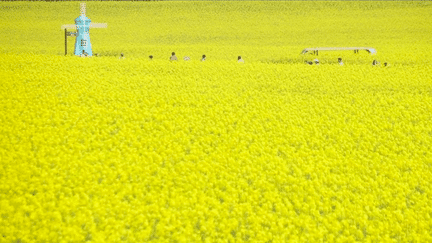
[65,28,68,56]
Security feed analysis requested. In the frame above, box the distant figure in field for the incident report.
[238,56,244,63]
[338,58,344,66]
[170,52,178,61]
[384,62,388,67]
[119,53,125,59]
[314,59,319,65]
[201,55,206,61]
[183,56,190,61]
[149,55,153,60]
[94,53,99,57]
[372,60,380,66]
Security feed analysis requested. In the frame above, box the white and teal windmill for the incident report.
[61,3,107,56]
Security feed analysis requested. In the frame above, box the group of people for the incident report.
[169,52,209,61]
[305,57,388,66]
[115,52,246,62]
[372,60,388,66]
[88,52,387,66]
[169,52,245,63]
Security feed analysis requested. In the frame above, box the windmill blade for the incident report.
[61,24,77,30]
[61,23,107,30]
[90,23,108,28]
[80,2,86,16]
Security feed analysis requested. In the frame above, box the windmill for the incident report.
[61,2,107,56]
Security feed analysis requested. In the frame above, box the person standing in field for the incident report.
[372,60,379,66]
[201,55,206,61]
[238,56,244,63]
[170,52,178,61]
[338,58,344,66]
[149,55,153,60]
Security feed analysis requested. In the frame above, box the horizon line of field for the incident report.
[0,0,419,1]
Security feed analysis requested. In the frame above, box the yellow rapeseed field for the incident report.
[1,1,432,242]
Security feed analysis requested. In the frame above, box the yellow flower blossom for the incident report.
[1,1,432,242]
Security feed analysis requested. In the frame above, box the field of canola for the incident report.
[1,1,432,243]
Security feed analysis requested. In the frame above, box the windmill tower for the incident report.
[61,2,107,56]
